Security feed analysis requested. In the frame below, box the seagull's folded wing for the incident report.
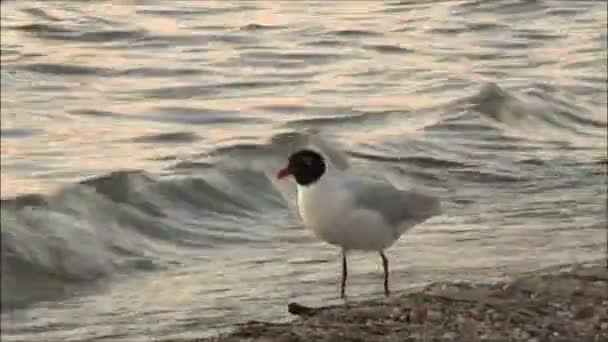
[349,179,441,232]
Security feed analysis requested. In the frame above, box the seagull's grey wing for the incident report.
[350,179,441,230]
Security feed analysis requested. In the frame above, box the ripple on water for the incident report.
[17,63,114,76]
[1,128,44,139]
[130,132,201,144]
[363,44,415,54]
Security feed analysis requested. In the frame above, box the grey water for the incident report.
[1,0,606,341]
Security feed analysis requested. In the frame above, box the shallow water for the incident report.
[1,0,606,341]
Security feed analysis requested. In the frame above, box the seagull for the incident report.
[277,149,440,298]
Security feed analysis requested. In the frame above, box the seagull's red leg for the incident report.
[380,251,390,297]
[341,250,348,299]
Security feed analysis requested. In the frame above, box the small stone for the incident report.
[470,308,484,320]
[573,305,595,320]
[412,307,428,323]
[490,312,504,321]
[601,322,608,331]
[528,338,539,342]
[277,333,298,342]
[427,310,441,321]
[512,328,522,339]
[463,318,477,336]
[443,332,456,339]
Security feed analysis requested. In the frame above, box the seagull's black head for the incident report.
[277,149,326,186]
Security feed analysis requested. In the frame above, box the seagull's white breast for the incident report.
[296,172,395,251]
[297,181,349,241]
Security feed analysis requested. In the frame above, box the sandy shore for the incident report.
[179,261,607,342]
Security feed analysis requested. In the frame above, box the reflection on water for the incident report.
[1,0,606,341]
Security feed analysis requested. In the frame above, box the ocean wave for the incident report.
[470,83,606,143]
[0,165,288,311]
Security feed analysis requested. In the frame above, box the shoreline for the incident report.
[179,261,606,342]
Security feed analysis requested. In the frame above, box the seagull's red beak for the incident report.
[277,166,291,180]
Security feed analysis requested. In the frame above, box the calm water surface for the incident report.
[1,1,606,341]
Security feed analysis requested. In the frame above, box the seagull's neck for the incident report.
[296,164,344,193]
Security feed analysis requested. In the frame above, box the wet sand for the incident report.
[184,261,607,342]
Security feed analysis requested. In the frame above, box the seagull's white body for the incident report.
[296,165,440,252]
[297,169,393,251]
